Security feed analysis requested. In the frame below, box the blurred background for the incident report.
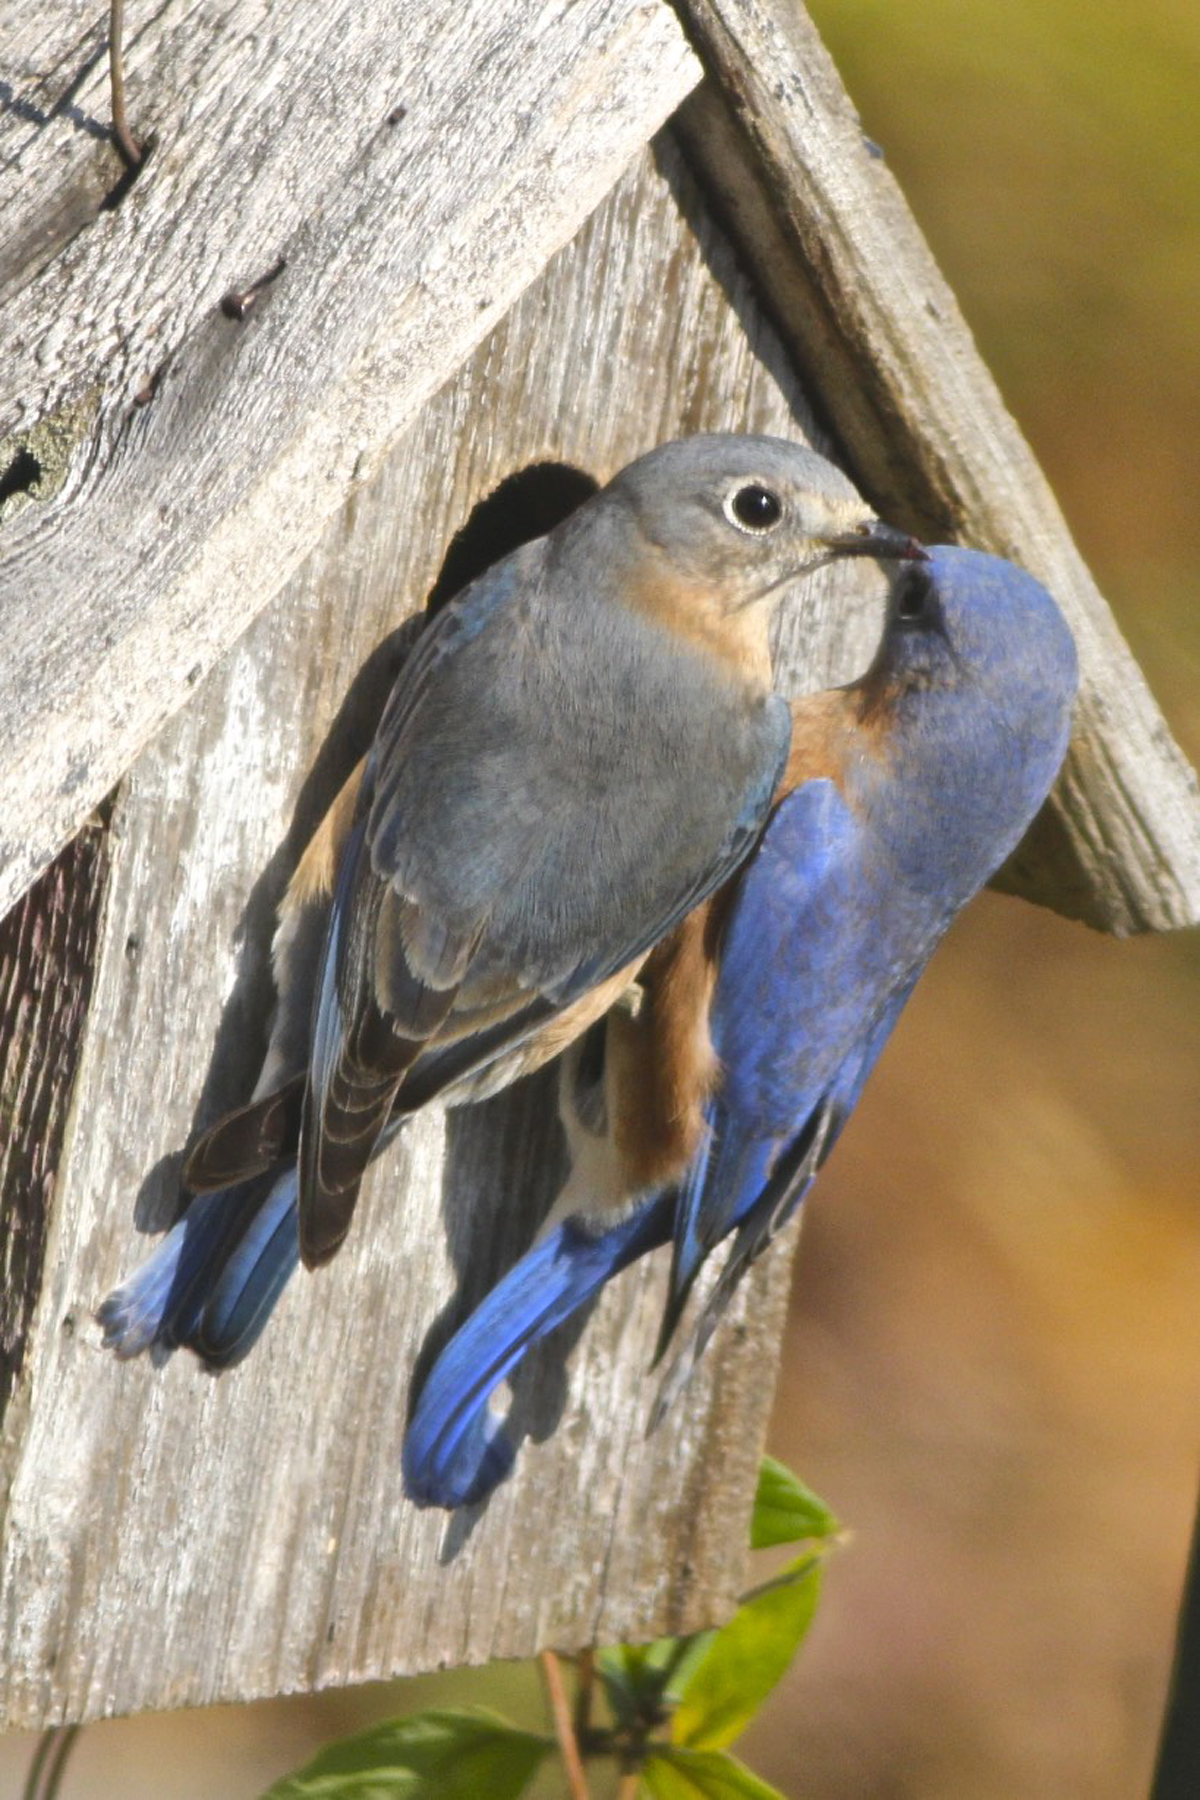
[5,0,1196,1793]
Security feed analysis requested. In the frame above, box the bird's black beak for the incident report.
[823,519,927,561]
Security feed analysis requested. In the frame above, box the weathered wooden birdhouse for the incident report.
[1,0,1196,1731]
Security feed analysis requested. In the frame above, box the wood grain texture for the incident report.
[0,0,700,921]
[0,136,897,1730]
[671,0,1200,934]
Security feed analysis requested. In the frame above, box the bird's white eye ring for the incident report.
[724,482,784,534]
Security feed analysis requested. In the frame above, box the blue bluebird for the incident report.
[98,435,918,1365]
[401,545,1079,1508]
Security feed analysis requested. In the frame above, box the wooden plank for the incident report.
[0,135,898,1730]
[0,0,700,921]
[672,0,1200,934]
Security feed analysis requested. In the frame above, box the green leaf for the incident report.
[642,1745,790,1799]
[672,1555,822,1751]
[258,1707,549,1800]
[658,1631,718,1704]
[751,1456,838,1549]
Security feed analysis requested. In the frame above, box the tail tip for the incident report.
[95,1283,160,1360]
[401,1410,518,1511]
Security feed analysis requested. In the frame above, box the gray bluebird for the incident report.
[98,434,919,1362]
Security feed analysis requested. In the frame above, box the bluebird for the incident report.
[401,545,1079,1508]
[98,434,919,1365]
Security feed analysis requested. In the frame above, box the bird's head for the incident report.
[608,434,923,614]
[872,546,1078,717]
[853,546,1079,872]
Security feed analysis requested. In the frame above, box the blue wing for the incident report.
[655,773,931,1398]
[664,781,862,1325]
[651,976,916,1419]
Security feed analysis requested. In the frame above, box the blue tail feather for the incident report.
[402,1197,671,1510]
[97,1167,300,1367]
[190,1168,300,1365]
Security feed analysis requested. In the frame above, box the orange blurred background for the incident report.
[4,1,1196,1793]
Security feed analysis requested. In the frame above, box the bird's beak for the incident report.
[822,519,927,561]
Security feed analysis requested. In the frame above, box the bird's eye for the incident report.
[895,572,930,621]
[725,483,783,533]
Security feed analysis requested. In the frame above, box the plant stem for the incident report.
[21,1731,52,1800]
[540,1650,592,1800]
[42,1728,80,1800]
[23,1726,81,1800]
[617,1771,642,1800]
[109,0,143,168]
[573,1646,595,1743]
[655,1634,697,1694]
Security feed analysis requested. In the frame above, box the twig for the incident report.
[41,1728,80,1800]
[573,1646,596,1744]
[23,1725,81,1800]
[1151,1491,1200,1795]
[20,1731,53,1800]
[109,0,143,169]
[539,1650,592,1800]
[651,1633,697,1696]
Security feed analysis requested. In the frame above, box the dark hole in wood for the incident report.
[0,445,41,506]
[425,461,599,616]
[0,814,112,1423]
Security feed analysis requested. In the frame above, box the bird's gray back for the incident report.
[370,543,788,991]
